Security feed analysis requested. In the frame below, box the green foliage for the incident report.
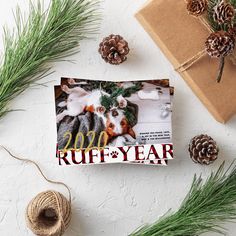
[100,82,142,116]
[207,0,221,31]
[207,0,236,32]
[0,0,100,119]
[101,94,113,111]
[122,82,143,97]
[230,0,236,7]
[130,162,236,236]
[100,81,122,94]
[110,87,124,99]
[232,0,236,25]
[88,81,143,96]
[124,107,136,126]
[99,82,142,124]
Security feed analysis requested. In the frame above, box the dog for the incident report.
[56,85,108,123]
[105,108,136,142]
[56,82,128,124]
[56,79,136,145]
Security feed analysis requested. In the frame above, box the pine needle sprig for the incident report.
[130,161,236,236]
[206,0,236,82]
[231,0,236,25]
[230,0,236,8]
[0,0,101,119]
[207,0,236,32]
[207,0,221,32]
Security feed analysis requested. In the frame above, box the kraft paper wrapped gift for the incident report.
[135,0,236,123]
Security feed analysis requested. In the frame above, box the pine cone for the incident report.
[213,0,235,25]
[98,34,129,65]
[205,31,235,58]
[187,0,207,16]
[189,134,219,165]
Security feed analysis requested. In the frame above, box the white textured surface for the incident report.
[0,1,236,235]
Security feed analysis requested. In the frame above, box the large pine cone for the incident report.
[189,134,219,165]
[187,0,207,16]
[98,34,130,65]
[205,31,235,58]
[213,0,235,25]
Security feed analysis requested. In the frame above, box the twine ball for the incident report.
[26,191,71,236]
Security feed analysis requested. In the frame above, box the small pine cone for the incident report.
[213,0,235,25]
[187,0,207,16]
[98,34,129,65]
[189,134,219,165]
[205,31,235,58]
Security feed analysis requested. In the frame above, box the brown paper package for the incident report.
[136,0,236,123]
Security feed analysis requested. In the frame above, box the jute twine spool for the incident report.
[0,146,72,236]
[26,191,71,236]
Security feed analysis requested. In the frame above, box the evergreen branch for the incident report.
[100,82,143,111]
[101,94,113,111]
[124,107,136,126]
[0,0,101,119]
[230,0,236,8]
[231,0,236,25]
[207,0,236,31]
[122,82,143,97]
[207,0,221,31]
[130,161,236,236]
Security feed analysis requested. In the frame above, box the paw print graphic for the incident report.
[111,151,119,159]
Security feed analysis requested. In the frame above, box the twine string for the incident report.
[176,3,236,72]
[199,15,214,33]
[175,49,206,72]
[0,145,71,203]
[25,190,71,235]
[52,190,66,229]
[175,16,209,72]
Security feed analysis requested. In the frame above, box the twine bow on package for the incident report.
[136,0,236,123]
[55,78,174,166]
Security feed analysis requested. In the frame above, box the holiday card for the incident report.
[54,78,174,165]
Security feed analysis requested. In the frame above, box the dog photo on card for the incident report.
[54,78,173,165]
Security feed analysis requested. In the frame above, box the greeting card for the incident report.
[54,78,174,165]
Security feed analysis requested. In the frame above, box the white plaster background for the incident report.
[0,0,236,235]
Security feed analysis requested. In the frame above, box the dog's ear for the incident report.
[128,127,136,139]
